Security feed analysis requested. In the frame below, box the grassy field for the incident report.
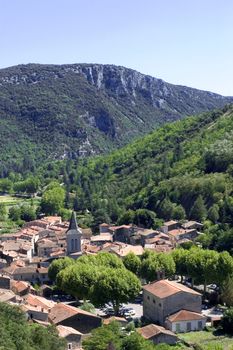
[0,195,41,234]
[0,194,41,206]
[179,330,233,349]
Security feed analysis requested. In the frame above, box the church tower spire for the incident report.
[66,211,82,256]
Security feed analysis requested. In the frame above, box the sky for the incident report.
[0,0,232,95]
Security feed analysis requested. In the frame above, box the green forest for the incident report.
[2,105,233,252]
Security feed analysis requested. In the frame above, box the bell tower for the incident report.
[66,211,82,255]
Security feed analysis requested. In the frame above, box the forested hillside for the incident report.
[57,104,233,246]
[0,63,232,176]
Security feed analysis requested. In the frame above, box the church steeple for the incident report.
[68,211,78,231]
[66,211,82,256]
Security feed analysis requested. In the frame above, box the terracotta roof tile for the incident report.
[137,324,176,339]
[49,303,99,324]
[167,309,206,322]
[143,280,201,298]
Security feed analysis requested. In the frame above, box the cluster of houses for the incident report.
[0,212,206,349]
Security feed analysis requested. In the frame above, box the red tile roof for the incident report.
[49,303,100,324]
[167,309,206,322]
[143,280,201,298]
[137,324,176,339]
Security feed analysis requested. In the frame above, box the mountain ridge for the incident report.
[0,63,232,175]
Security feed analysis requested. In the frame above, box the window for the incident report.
[153,299,155,304]
[187,322,191,331]
[71,239,74,251]
[198,321,203,330]
[147,296,150,300]
[159,303,161,307]
[175,323,181,332]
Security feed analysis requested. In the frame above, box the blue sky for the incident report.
[1,0,232,95]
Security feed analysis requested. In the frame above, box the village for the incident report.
[0,212,227,349]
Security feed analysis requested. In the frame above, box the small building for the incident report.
[137,324,177,345]
[21,304,49,322]
[160,221,179,234]
[99,223,110,234]
[0,289,16,303]
[49,303,102,334]
[110,225,136,244]
[11,280,30,296]
[166,310,206,333]
[143,279,202,326]
[168,228,198,242]
[181,221,203,231]
[0,274,11,289]
[57,325,83,350]
[90,233,113,245]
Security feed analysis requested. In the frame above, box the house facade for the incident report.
[143,280,202,325]
[166,310,206,333]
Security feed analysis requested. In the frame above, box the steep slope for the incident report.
[0,63,232,174]
[66,105,233,225]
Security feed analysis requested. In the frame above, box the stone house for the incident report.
[143,280,202,325]
[11,280,30,296]
[168,228,198,242]
[160,221,179,234]
[0,274,11,289]
[137,324,177,345]
[166,310,206,333]
[21,304,49,322]
[48,303,102,334]
[110,225,136,244]
[57,325,83,350]
[2,264,49,284]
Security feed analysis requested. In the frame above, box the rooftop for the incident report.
[167,309,206,322]
[49,303,99,324]
[137,324,176,339]
[143,279,201,298]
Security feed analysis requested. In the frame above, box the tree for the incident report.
[221,277,233,307]
[133,209,157,229]
[123,252,141,275]
[215,252,233,287]
[40,185,65,215]
[48,257,74,282]
[80,302,96,314]
[208,204,220,223]
[118,210,135,225]
[57,264,99,301]
[91,268,141,314]
[159,198,174,220]
[189,195,207,221]
[172,248,189,281]
[141,251,175,282]
[221,307,233,334]
[20,204,36,222]
[0,203,7,221]
[9,206,21,221]
[121,332,155,350]
[0,178,13,193]
[83,322,122,350]
[172,204,186,220]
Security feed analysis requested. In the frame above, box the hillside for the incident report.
[0,63,232,175]
[63,104,233,232]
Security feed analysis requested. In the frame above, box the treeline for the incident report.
[49,249,233,307]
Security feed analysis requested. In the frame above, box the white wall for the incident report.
[168,319,206,333]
